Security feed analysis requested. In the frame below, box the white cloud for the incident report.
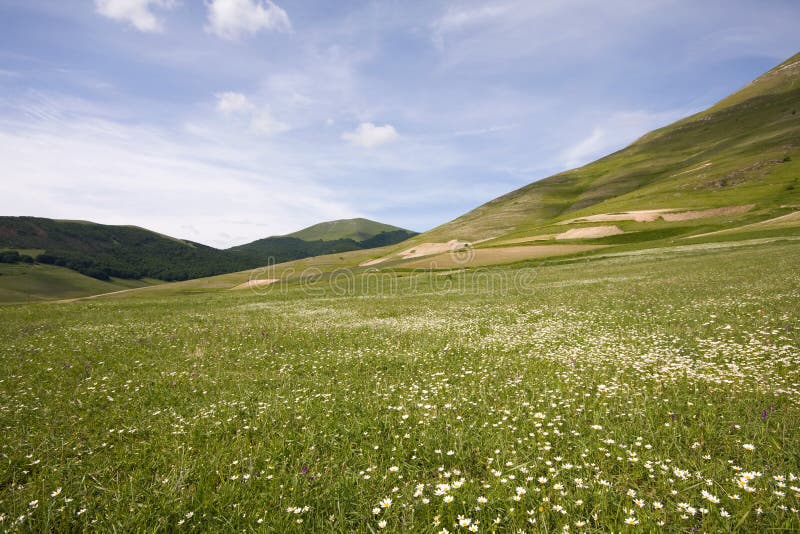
[342,122,399,149]
[214,91,288,135]
[428,0,674,68]
[215,91,254,114]
[454,124,515,137]
[94,0,176,32]
[431,4,511,48]
[206,0,291,41]
[436,4,510,31]
[250,108,288,135]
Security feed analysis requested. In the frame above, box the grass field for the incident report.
[1,238,799,532]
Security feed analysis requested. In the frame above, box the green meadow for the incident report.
[0,263,158,305]
[1,238,799,532]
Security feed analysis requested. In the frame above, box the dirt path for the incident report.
[56,286,150,303]
[231,279,279,290]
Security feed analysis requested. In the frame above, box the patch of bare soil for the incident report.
[398,240,470,259]
[555,226,624,239]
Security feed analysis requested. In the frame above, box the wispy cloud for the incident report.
[341,123,399,149]
[214,91,289,135]
[431,3,511,49]
[94,0,177,32]
[215,91,254,114]
[453,124,515,137]
[205,0,291,41]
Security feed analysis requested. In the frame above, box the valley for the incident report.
[1,19,799,532]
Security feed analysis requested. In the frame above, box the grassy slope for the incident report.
[0,216,255,281]
[287,218,410,242]
[0,263,158,304]
[69,246,390,300]
[400,52,800,246]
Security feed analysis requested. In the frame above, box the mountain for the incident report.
[228,218,417,260]
[228,235,363,260]
[0,216,418,293]
[217,218,417,267]
[363,51,800,266]
[287,218,413,242]
[0,217,250,281]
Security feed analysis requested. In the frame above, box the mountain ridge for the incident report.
[0,216,417,286]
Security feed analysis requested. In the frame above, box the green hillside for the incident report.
[287,217,413,242]
[401,52,800,247]
[0,262,157,304]
[0,217,257,281]
[228,235,363,259]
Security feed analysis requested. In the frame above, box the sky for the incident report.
[0,0,798,248]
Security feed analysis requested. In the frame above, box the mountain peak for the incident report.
[286,218,411,242]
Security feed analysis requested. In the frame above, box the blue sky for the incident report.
[0,0,798,248]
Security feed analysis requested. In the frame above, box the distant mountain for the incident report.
[0,217,252,281]
[228,235,364,260]
[0,216,418,286]
[287,217,412,242]
[231,219,416,266]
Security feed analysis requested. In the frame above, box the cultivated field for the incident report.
[1,239,799,532]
